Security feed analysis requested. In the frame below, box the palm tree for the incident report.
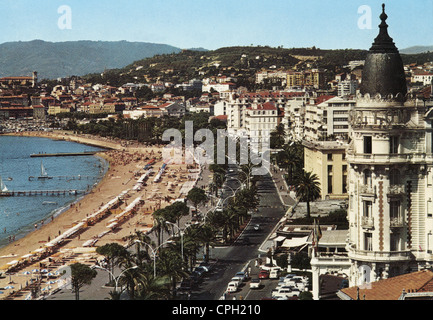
[196,224,216,263]
[294,170,321,219]
[270,123,287,149]
[276,143,304,183]
[157,247,188,298]
[152,208,170,246]
[127,230,153,262]
[182,226,203,271]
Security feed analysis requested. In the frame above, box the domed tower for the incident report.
[346,4,433,286]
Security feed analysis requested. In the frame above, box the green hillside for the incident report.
[0,40,182,79]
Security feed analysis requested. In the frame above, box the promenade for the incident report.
[0,131,200,300]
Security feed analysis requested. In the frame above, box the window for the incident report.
[343,174,347,193]
[364,136,372,154]
[364,201,372,217]
[389,169,400,186]
[364,233,373,251]
[390,136,399,154]
[364,169,372,186]
[328,175,333,194]
[327,154,333,161]
[390,200,401,220]
[390,233,400,252]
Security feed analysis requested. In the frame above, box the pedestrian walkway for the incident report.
[268,163,297,214]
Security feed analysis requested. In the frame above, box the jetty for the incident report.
[0,189,86,197]
[30,151,101,158]
[28,175,97,181]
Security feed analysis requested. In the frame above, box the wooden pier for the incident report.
[0,189,86,197]
[28,175,97,181]
[30,151,101,158]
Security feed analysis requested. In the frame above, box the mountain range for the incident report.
[400,46,433,54]
[0,40,430,80]
[0,40,182,80]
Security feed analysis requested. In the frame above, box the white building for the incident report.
[346,5,433,287]
[311,4,433,300]
[412,72,433,86]
[338,80,358,97]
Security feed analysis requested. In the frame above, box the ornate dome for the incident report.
[360,4,407,101]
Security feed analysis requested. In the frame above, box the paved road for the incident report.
[45,162,295,300]
[190,169,288,300]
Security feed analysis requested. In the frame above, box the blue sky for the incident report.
[0,0,432,50]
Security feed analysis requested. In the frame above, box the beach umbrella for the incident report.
[4,285,14,289]
[31,269,39,273]
[41,269,48,273]
[23,271,31,275]
[0,291,4,294]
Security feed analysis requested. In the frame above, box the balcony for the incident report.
[347,243,412,262]
[390,216,404,228]
[346,153,429,165]
[361,216,374,229]
[359,185,375,196]
[387,185,405,196]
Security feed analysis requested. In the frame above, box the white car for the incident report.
[250,278,261,289]
[227,281,238,293]
[234,272,248,282]
[230,277,242,286]
[269,268,280,279]
[272,288,299,299]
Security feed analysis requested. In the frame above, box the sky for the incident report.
[0,0,432,51]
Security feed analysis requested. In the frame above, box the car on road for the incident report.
[250,278,261,289]
[230,277,243,286]
[253,224,260,231]
[194,266,209,274]
[234,272,248,282]
[258,269,270,279]
[269,268,281,279]
[227,281,238,293]
[272,287,300,299]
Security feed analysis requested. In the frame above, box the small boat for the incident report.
[38,162,53,180]
[42,201,58,205]
[0,176,12,197]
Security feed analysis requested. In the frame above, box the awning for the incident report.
[273,236,287,243]
[280,236,309,248]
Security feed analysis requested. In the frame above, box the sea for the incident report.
[0,135,109,249]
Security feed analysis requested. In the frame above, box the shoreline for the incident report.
[0,130,197,299]
[0,133,112,254]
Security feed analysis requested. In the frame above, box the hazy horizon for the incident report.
[0,0,432,52]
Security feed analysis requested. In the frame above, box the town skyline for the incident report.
[0,0,432,51]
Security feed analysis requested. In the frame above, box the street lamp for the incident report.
[94,265,138,296]
[134,239,174,277]
[165,221,190,263]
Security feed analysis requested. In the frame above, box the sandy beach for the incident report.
[0,130,199,300]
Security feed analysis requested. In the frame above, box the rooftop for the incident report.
[339,269,433,300]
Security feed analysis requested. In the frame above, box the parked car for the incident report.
[258,269,270,279]
[269,268,280,279]
[230,277,243,286]
[234,272,248,282]
[199,262,212,272]
[194,266,208,274]
[250,278,261,289]
[227,281,238,293]
[272,288,299,299]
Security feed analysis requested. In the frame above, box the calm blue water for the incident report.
[0,136,108,248]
